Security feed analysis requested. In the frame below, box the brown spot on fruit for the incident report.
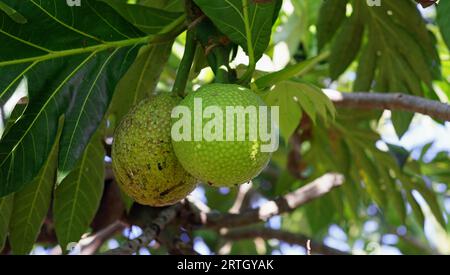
[159,181,185,197]
[111,94,198,207]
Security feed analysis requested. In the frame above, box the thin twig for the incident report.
[229,182,254,214]
[102,204,181,255]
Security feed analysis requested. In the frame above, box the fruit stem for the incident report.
[172,30,197,97]
[214,48,231,84]
[238,0,256,86]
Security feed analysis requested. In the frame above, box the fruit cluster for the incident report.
[112,84,272,206]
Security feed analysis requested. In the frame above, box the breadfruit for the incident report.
[112,93,197,206]
[171,84,273,187]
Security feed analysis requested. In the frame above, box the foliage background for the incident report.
[0,0,449,255]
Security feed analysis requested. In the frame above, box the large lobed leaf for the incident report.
[316,0,348,51]
[328,3,364,80]
[263,81,335,142]
[303,111,447,230]
[319,0,441,138]
[0,0,183,252]
[0,0,149,197]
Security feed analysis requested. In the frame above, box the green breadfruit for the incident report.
[171,84,273,187]
[112,93,197,206]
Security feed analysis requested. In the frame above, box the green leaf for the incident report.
[271,3,304,60]
[293,81,336,121]
[57,47,140,182]
[53,131,105,251]
[421,153,450,183]
[411,179,446,229]
[0,194,13,251]
[405,191,425,228]
[0,94,27,138]
[304,192,336,234]
[119,189,134,214]
[418,142,433,162]
[264,81,335,142]
[328,0,441,98]
[254,51,330,89]
[353,149,386,208]
[0,1,27,24]
[193,0,281,61]
[98,0,184,34]
[363,0,438,96]
[379,168,406,224]
[193,229,219,252]
[0,0,144,197]
[204,186,238,213]
[137,0,185,12]
[353,41,377,91]
[9,123,60,255]
[109,41,174,124]
[382,61,415,138]
[373,10,432,86]
[329,6,364,80]
[230,239,258,255]
[274,171,298,196]
[386,143,410,168]
[306,126,338,170]
[341,173,361,219]
[391,111,414,139]
[316,0,348,51]
[437,0,450,50]
[263,82,302,142]
[281,208,311,236]
[391,46,430,97]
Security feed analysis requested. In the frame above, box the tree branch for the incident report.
[190,173,344,228]
[158,231,199,255]
[324,89,450,121]
[79,221,126,255]
[229,182,254,214]
[222,227,348,255]
[102,204,181,255]
[96,173,344,254]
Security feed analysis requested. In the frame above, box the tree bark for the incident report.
[103,204,181,255]
[190,173,344,228]
[324,89,450,121]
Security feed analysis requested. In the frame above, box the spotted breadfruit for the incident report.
[112,93,197,206]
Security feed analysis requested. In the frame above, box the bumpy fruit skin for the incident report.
[171,84,272,187]
[112,93,197,206]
